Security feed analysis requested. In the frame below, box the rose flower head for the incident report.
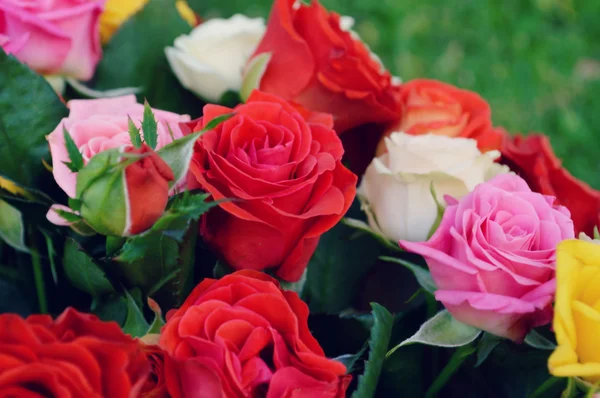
[160,270,351,398]
[188,90,357,282]
[401,174,574,341]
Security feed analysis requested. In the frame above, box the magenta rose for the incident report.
[401,174,574,342]
[0,0,105,80]
[47,95,189,198]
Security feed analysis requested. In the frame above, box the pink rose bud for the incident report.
[77,144,174,236]
[401,174,575,342]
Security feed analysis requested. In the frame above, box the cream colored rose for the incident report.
[165,14,265,102]
[358,132,509,242]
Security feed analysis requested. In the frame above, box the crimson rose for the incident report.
[187,91,356,282]
[0,308,150,397]
[160,270,351,398]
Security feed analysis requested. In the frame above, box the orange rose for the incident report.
[376,79,504,156]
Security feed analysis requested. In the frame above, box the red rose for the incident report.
[159,270,351,398]
[376,79,503,156]
[249,0,401,133]
[187,91,357,282]
[140,344,171,398]
[0,308,150,397]
[500,133,600,236]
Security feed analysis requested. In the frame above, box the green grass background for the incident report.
[200,0,600,188]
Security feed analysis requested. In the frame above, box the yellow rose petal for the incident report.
[176,0,197,26]
[551,240,600,383]
[100,0,196,44]
[549,362,600,382]
[100,0,148,44]
[572,300,600,364]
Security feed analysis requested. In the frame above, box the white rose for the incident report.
[358,132,509,243]
[165,14,265,102]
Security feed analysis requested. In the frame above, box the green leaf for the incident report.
[151,193,219,236]
[379,256,437,294]
[529,378,564,398]
[202,113,236,132]
[63,239,115,298]
[475,332,502,367]
[127,116,142,148]
[524,329,557,350]
[0,50,68,186]
[123,290,150,338]
[352,303,394,398]
[304,206,382,313]
[333,343,368,374]
[93,0,202,115]
[114,221,199,308]
[0,199,27,252]
[93,295,128,326]
[62,127,84,172]
[342,217,402,252]
[54,209,82,223]
[141,100,158,149]
[240,52,272,102]
[157,113,234,188]
[387,310,481,356]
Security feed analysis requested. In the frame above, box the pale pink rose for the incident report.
[0,0,106,80]
[47,95,190,198]
[400,174,574,342]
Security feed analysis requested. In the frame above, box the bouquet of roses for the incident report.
[1,0,599,396]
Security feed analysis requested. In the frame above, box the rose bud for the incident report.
[77,144,174,236]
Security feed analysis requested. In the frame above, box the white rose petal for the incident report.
[165,14,266,102]
[358,132,509,242]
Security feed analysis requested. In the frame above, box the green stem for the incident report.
[29,231,47,314]
[529,377,563,398]
[425,344,475,398]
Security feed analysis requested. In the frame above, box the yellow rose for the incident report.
[549,239,600,383]
[99,0,197,44]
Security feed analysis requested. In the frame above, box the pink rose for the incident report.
[401,174,574,342]
[0,0,106,80]
[47,95,190,198]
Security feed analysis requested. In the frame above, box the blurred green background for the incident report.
[200,0,600,188]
